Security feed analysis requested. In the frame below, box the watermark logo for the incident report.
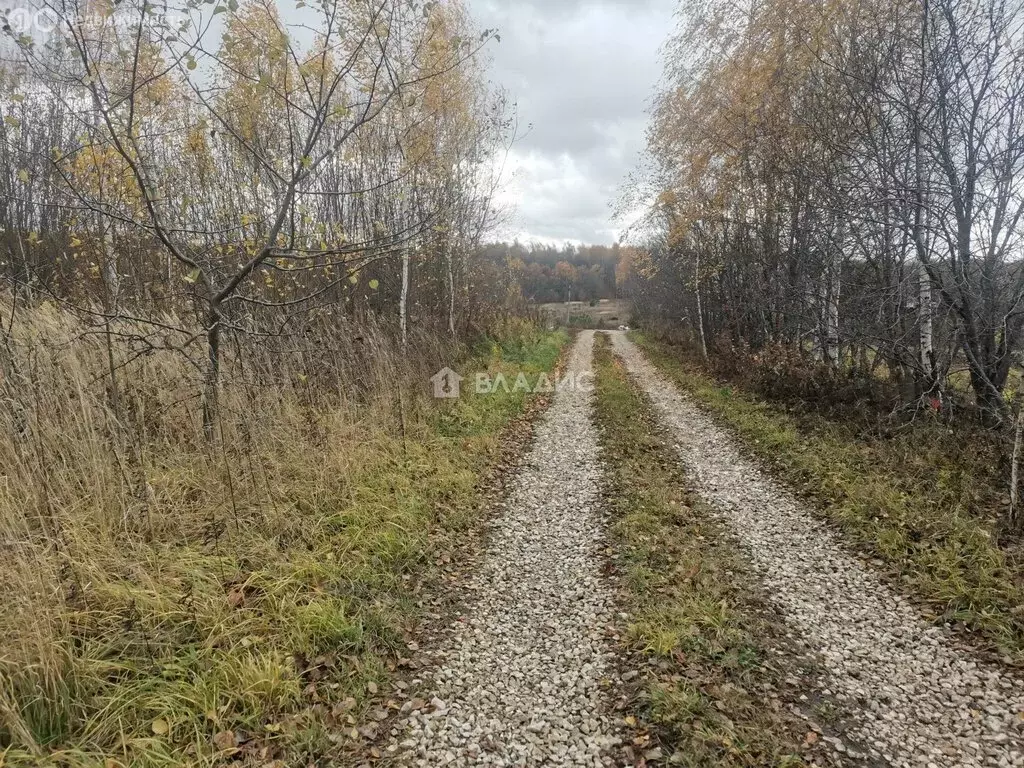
[431,368,593,399]
[430,367,464,399]
[2,3,185,38]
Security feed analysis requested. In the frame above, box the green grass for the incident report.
[592,334,806,767]
[633,331,1024,664]
[0,325,568,768]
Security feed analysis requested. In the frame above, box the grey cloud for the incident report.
[470,0,674,244]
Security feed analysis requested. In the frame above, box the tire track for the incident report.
[610,330,1024,768]
[393,331,621,767]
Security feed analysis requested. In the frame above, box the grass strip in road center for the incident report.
[592,333,811,767]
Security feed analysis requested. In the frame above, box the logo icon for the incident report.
[431,367,464,399]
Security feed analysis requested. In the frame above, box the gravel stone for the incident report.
[610,330,1024,768]
[394,331,620,767]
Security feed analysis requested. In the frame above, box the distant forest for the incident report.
[481,243,621,304]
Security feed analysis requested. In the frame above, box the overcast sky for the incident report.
[467,0,675,246]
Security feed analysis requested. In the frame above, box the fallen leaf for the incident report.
[213,730,236,750]
[332,697,357,717]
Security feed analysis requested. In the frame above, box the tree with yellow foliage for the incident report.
[632,0,1024,424]
[5,0,502,436]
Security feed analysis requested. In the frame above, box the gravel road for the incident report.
[609,330,1024,768]
[394,330,620,767]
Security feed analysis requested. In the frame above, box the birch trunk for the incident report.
[400,248,410,347]
[822,253,841,366]
[446,243,456,337]
[202,305,221,442]
[100,219,122,421]
[1012,408,1024,527]
[918,260,934,387]
[826,269,840,366]
[695,251,708,359]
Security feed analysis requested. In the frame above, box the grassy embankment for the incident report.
[633,331,1024,664]
[593,335,808,767]
[0,304,565,767]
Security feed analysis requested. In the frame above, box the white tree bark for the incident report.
[919,260,934,383]
[400,248,410,347]
[446,242,456,337]
[695,251,708,359]
[824,254,841,366]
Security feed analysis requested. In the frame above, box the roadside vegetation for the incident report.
[592,334,811,767]
[618,0,1024,665]
[0,306,564,767]
[634,331,1024,665]
[0,0,576,762]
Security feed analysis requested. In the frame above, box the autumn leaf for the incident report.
[212,730,236,750]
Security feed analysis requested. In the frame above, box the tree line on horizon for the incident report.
[480,241,622,304]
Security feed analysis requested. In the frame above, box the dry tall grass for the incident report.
[0,301,538,766]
